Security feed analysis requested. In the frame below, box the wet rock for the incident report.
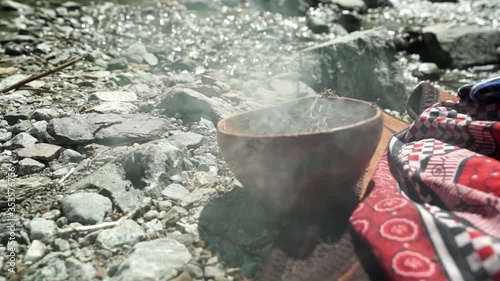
[162,183,190,201]
[307,15,330,34]
[331,0,366,12]
[24,240,46,264]
[3,132,37,149]
[159,88,241,125]
[42,209,61,220]
[4,110,29,125]
[53,238,70,252]
[185,263,204,279]
[171,59,198,72]
[412,62,442,80]
[338,11,362,33]
[68,163,143,213]
[47,114,174,145]
[30,108,59,121]
[5,42,27,56]
[107,57,128,71]
[62,193,112,225]
[363,0,392,8]
[17,143,63,161]
[89,91,138,102]
[88,102,139,114]
[183,0,219,11]
[121,42,148,64]
[143,53,158,66]
[421,23,500,69]
[17,158,45,176]
[302,27,406,110]
[191,85,222,98]
[204,264,225,278]
[58,149,84,163]
[65,258,96,281]
[29,218,57,244]
[96,220,144,250]
[110,239,192,281]
[168,132,204,149]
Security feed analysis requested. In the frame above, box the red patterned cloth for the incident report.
[350,99,500,281]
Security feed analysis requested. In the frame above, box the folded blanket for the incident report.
[350,78,500,281]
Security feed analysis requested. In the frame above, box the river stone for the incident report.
[0,132,11,142]
[121,42,148,64]
[110,239,192,281]
[4,132,37,149]
[62,193,112,225]
[89,91,138,102]
[108,57,128,70]
[167,132,204,149]
[96,220,144,250]
[30,108,60,121]
[331,0,366,12]
[89,102,139,114]
[47,113,174,145]
[29,218,57,244]
[302,27,406,111]
[24,240,46,264]
[16,143,63,161]
[158,88,241,125]
[421,23,500,69]
[58,149,84,163]
[162,183,190,201]
[65,258,96,281]
[17,158,45,176]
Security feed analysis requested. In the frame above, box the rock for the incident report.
[65,258,96,281]
[22,257,68,281]
[0,132,12,142]
[302,27,406,110]
[204,264,225,278]
[185,263,204,279]
[110,239,192,281]
[96,220,144,250]
[4,132,37,149]
[121,42,148,64]
[5,42,27,56]
[58,149,84,163]
[307,15,330,34]
[171,59,198,72]
[0,0,34,13]
[107,57,128,70]
[421,23,500,69]
[429,0,456,2]
[252,0,310,16]
[143,53,158,66]
[54,238,71,252]
[24,240,46,264]
[412,62,442,80]
[88,102,139,114]
[17,158,45,176]
[170,271,192,281]
[338,11,362,33]
[11,120,32,135]
[29,218,57,244]
[331,0,366,12]
[27,121,53,142]
[62,193,112,225]
[47,114,174,145]
[363,0,392,8]
[143,210,158,221]
[30,108,59,121]
[17,143,63,161]
[162,183,190,201]
[166,232,194,247]
[159,88,241,125]
[168,132,204,149]
[89,91,138,102]
[4,110,29,125]
[42,209,61,221]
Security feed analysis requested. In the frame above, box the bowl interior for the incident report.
[219,97,379,136]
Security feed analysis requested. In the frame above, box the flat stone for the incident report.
[47,114,174,145]
[143,53,158,66]
[4,110,30,125]
[17,158,45,176]
[30,108,60,121]
[0,132,12,142]
[0,176,51,209]
[96,220,145,250]
[89,102,138,114]
[58,149,84,163]
[53,238,70,252]
[168,132,204,149]
[62,192,112,225]
[12,120,32,134]
[110,239,191,281]
[24,240,47,264]
[65,258,96,281]
[0,74,28,93]
[162,183,190,201]
[4,132,37,149]
[108,57,128,71]
[89,91,138,102]
[27,121,53,143]
[29,218,57,244]
[17,143,63,161]
[121,42,148,64]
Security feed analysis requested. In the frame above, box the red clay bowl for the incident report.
[216,96,383,215]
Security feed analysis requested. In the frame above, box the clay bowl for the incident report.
[216,96,383,216]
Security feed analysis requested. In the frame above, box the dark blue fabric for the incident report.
[458,75,500,103]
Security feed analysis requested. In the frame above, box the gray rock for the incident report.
[302,27,406,110]
[29,218,57,244]
[157,200,172,211]
[0,132,11,142]
[4,110,29,125]
[412,62,442,80]
[191,85,222,98]
[68,163,143,213]
[166,232,194,247]
[47,113,174,145]
[168,132,204,149]
[162,183,190,201]
[24,240,46,264]
[158,88,241,125]
[56,217,68,228]
[42,209,61,220]
[96,220,144,250]
[171,59,198,72]
[0,0,34,13]
[12,119,31,134]
[65,258,96,281]
[108,57,128,70]
[17,158,45,176]
[58,149,84,163]
[22,258,68,281]
[143,210,158,221]
[331,0,366,12]
[89,102,139,114]
[89,91,138,102]
[204,264,225,278]
[30,108,59,121]
[17,143,63,161]
[143,53,158,66]
[53,238,70,252]
[121,42,148,64]
[110,239,191,281]
[338,12,362,33]
[422,23,500,69]
[0,176,51,209]
[27,120,53,142]
[62,193,112,225]
[4,132,37,149]
[363,0,392,8]
[185,263,204,279]
[0,75,28,93]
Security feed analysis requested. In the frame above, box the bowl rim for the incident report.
[216,96,383,138]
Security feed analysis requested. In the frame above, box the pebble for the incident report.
[4,110,30,125]
[24,240,47,264]
[30,108,60,121]
[62,192,112,225]
[53,238,71,252]
[42,209,61,221]
[107,57,129,70]
[143,53,158,66]
[29,218,58,244]
[0,132,12,142]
